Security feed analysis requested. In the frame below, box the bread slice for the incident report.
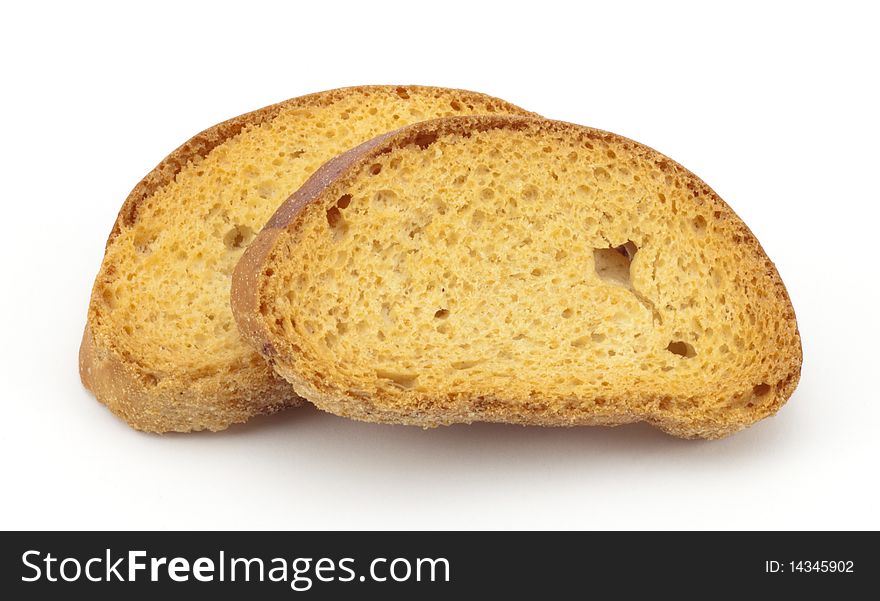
[81,87,534,432]
[232,116,802,439]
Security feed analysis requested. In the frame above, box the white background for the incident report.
[1,0,878,530]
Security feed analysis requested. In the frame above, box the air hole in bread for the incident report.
[571,331,605,348]
[594,241,637,286]
[693,215,707,232]
[375,369,418,389]
[753,383,771,397]
[223,224,254,250]
[373,189,397,207]
[619,241,638,260]
[101,288,116,309]
[666,340,696,358]
[327,212,351,240]
[434,309,449,319]
[395,86,409,99]
[562,308,573,318]
[571,336,590,347]
[450,100,462,111]
[133,229,158,254]
[336,194,352,209]
[370,163,382,175]
[413,132,439,150]
[326,206,343,228]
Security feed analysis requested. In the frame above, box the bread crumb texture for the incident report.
[245,117,802,439]
[84,87,531,432]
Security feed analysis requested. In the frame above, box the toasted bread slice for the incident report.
[232,116,802,439]
[81,87,533,432]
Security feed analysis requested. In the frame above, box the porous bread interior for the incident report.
[90,88,523,392]
[259,122,801,437]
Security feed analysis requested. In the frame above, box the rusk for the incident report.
[233,116,801,439]
[81,87,532,432]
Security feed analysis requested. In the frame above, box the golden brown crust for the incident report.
[79,324,293,432]
[232,115,802,439]
[83,86,533,433]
